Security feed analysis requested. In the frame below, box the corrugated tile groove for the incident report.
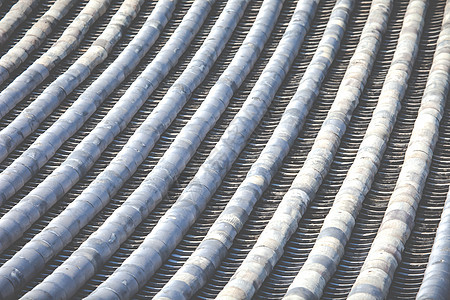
[0,0,179,256]
[81,0,318,298]
[0,0,131,202]
[417,187,450,299]
[149,1,353,299]
[0,0,449,298]
[215,0,394,296]
[3,0,248,298]
[263,0,404,294]
[388,54,450,299]
[0,0,40,45]
[348,0,450,298]
[0,0,168,173]
[270,0,398,296]
[185,0,388,298]
[283,0,427,299]
[0,0,145,162]
[4,0,197,296]
[151,0,316,299]
[85,0,289,296]
[198,1,366,297]
[0,0,89,120]
[0,0,222,293]
[321,1,444,298]
[1,0,101,91]
[67,0,277,297]
[0,0,112,119]
[23,0,273,296]
[0,0,154,220]
[0,1,169,232]
[0,0,77,85]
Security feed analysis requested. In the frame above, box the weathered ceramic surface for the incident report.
[417,187,450,300]
[349,0,450,298]
[0,0,448,299]
[0,0,113,118]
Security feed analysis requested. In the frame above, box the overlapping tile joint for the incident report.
[0,0,449,298]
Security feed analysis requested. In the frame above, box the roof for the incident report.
[0,0,449,298]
